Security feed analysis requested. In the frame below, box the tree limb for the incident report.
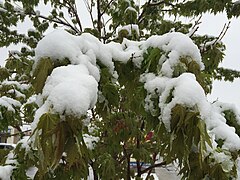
[63,0,83,32]
[100,0,116,16]
[97,0,102,37]
[140,161,167,175]
[188,15,202,37]
[137,0,151,23]
[83,0,95,28]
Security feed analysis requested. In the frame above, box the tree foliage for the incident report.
[1,0,240,179]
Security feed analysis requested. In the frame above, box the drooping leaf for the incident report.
[32,57,54,93]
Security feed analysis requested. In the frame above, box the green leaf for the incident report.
[0,67,10,81]
[142,47,162,73]
[34,113,59,171]
[32,57,54,93]
[102,83,119,107]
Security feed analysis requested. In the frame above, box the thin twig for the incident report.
[83,0,95,28]
[1,129,31,138]
[97,0,102,37]
[63,0,83,32]
[140,161,167,174]
[201,21,231,53]
[138,0,151,23]
[188,15,202,37]
[100,0,116,16]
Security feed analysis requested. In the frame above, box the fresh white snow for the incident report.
[0,165,15,180]
[0,96,21,112]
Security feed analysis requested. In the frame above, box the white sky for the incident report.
[197,13,240,109]
[0,4,240,109]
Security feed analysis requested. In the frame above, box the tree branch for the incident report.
[137,0,151,23]
[138,0,175,24]
[188,15,202,37]
[30,12,80,34]
[97,0,102,37]
[140,161,167,175]
[63,0,83,32]
[146,153,157,179]
[201,21,231,53]
[100,0,116,16]
[123,143,131,180]
[2,129,31,138]
[83,0,95,28]
[89,160,98,180]
[216,21,231,43]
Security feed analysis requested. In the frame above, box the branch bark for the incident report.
[123,143,131,180]
[97,0,102,38]
[32,13,80,34]
[100,0,116,16]
[2,129,31,138]
[83,0,95,28]
[138,0,175,24]
[63,0,83,32]
[140,161,167,175]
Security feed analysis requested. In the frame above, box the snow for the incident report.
[83,134,99,150]
[199,102,240,151]
[35,30,201,78]
[25,95,37,105]
[0,150,18,179]
[141,73,205,129]
[125,6,138,14]
[35,30,112,78]
[31,64,98,131]
[0,7,7,13]
[42,64,98,116]
[143,32,204,77]
[18,136,31,152]
[142,72,240,151]
[159,73,205,130]
[0,165,15,180]
[5,152,17,165]
[117,24,140,36]
[1,80,29,90]
[7,89,26,98]
[234,0,240,5]
[26,167,38,179]
[211,151,234,172]
[214,101,240,123]
[0,96,21,112]
[31,102,49,131]
[0,138,34,179]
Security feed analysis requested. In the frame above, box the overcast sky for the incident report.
[0,5,240,109]
[197,13,240,109]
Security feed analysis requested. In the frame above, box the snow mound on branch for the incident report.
[34,65,98,120]
[142,73,240,151]
[143,32,204,77]
[83,134,100,150]
[35,30,113,79]
[0,165,15,180]
[0,96,21,112]
[35,29,202,77]
[117,24,140,36]
[2,80,29,90]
